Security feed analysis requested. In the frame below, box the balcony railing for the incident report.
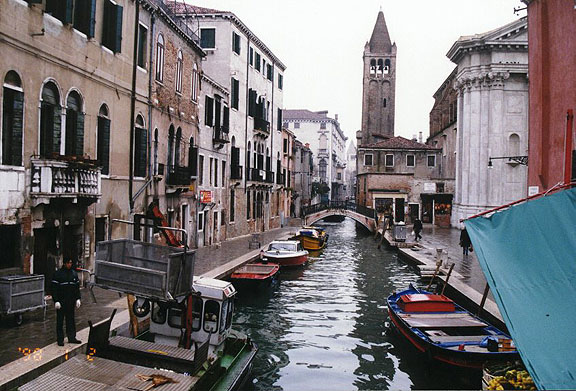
[167,165,193,186]
[276,172,285,185]
[317,148,329,157]
[265,170,274,183]
[247,168,274,183]
[254,117,270,135]
[213,128,230,144]
[231,165,243,180]
[30,158,101,205]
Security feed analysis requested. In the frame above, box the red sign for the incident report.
[199,190,212,203]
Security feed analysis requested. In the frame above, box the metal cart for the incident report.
[0,274,46,326]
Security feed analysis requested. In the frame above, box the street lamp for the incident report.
[488,156,528,168]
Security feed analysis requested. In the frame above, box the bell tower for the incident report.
[360,10,396,145]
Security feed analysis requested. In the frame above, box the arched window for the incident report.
[65,90,84,156]
[384,59,391,74]
[134,115,147,177]
[319,159,327,183]
[508,133,520,156]
[175,127,182,166]
[383,98,387,108]
[377,59,384,74]
[188,136,198,177]
[370,59,377,75]
[2,71,23,166]
[167,125,175,169]
[319,134,328,150]
[176,50,183,93]
[155,33,165,82]
[97,104,111,175]
[191,63,199,102]
[40,81,62,157]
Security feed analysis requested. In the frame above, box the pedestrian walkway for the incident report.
[0,225,299,390]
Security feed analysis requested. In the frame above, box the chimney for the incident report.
[335,114,339,121]
[412,134,417,141]
[418,131,423,143]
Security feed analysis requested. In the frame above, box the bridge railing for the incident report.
[303,201,377,220]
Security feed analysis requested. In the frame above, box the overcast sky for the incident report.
[185,0,525,143]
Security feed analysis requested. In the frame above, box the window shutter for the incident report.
[223,106,229,132]
[98,117,111,175]
[231,147,240,167]
[135,127,147,177]
[52,106,62,155]
[205,96,214,126]
[76,112,85,156]
[88,0,97,38]
[189,146,198,176]
[10,91,24,166]
[64,0,73,25]
[114,4,123,53]
[214,98,221,132]
[277,108,282,131]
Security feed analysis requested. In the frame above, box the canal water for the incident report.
[234,218,481,390]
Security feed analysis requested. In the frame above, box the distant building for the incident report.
[447,17,528,226]
[522,0,576,191]
[283,110,348,202]
[293,140,313,216]
[345,141,357,200]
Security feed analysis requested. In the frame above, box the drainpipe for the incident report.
[148,11,156,198]
[128,2,140,212]
[244,36,250,194]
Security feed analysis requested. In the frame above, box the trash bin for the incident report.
[393,222,407,242]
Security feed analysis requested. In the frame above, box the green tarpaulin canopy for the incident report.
[465,188,576,390]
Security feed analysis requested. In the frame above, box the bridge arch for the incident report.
[302,202,378,233]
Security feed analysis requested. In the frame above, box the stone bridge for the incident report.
[302,201,378,232]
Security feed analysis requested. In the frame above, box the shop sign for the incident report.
[199,190,212,203]
[424,183,436,193]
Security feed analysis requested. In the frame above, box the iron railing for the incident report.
[231,165,243,180]
[302,201,377,220]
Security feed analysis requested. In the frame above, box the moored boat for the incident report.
[230,262,280,291]
[263,240,309,267]
[387,284,519,369]
[291,226,329,251]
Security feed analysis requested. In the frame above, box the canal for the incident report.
[234,218,481,390]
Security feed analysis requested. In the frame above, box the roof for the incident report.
[168,4,224,14]
[368,11,393,53]
[466,187,576,390]
[283,109,331,121]
[361,136,439,150]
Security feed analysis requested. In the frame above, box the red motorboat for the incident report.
[230,262,280,291]
[262,240,309,267]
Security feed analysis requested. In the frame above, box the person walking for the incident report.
[52,258,82,346]
[460,227,472,256]
[413,218,423,242]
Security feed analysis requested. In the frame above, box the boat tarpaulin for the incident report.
[465,187,576,390]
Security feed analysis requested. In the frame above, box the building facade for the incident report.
[282,109,348,203]
[171,4,287,237]
[522,0,576,192]
[292,140,313,217]
[447,18,529,226]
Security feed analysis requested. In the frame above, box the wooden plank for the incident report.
[428,335,490,343]
[399,312,474,319]
[399,313,488,328]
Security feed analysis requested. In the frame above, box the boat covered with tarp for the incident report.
[290,226,329,251]
[465,186,576,390]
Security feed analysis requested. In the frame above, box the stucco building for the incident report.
[292,140,313,217]
[447,17,529,226]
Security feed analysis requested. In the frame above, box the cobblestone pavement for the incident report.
[0,225,299,368]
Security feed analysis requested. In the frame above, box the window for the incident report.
[167,125,174,169]
[95,216,107,244]
[175,127,181,166]
[137,24,147,68]
[283,138,288,154]
[214,158,218,187]
[232,32,241,55]
[406,154,415,167]
[155,33,164,82]
[134,115,147,177]
[45,0,96,38]
[337,172,342,180]
[221,161,226,188]
[65,91,84,156]
[2,71,24,166]
[203,300,219,332]
[205,96,214,127]
[320,122,326,130]
[384,59,391,74]
[370,59,376,74]
[383,98,387,108]
[191,64,199,102]
[427,155,436,167]
[231,78,239,110]
[191,298,203,331]
[175,50,183,93]
[267,64,273,81]
[246,191,251,219]
[278,73,283,90]
[199,155,204,185]
[364,154,373,166]
[200,28,215,49]
[102,0,123,53]
[40,81,62,157]
[97,104,111,175]
[255,52,261,72]
[319,159,327,182]
[385,154,394,167]
[230,188,235,222]
[198,211,204,232]
[249,47,254,66]
[294,122,300,129]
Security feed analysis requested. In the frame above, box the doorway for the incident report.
[394,198,405,222]
[33,227,59,293]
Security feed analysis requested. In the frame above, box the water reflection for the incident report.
[235,219,481,390]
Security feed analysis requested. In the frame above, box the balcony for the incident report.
[213,127,230,145]
[247,168,274,183]
[317,148,329,158]
[254,117,270,136]
[167,165,193,187]
[30,157,101,206]
[276,172,285,185]
[231,165,243,180]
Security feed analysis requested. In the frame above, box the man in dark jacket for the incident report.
[413,218,423,242]
[52,258,82,346]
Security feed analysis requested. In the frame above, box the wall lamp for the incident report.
[488,156,528,168]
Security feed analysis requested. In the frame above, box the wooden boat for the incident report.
[263,240,309,267]
[291,226,329,251]
[230,262,280,290]
[387,284,519,369]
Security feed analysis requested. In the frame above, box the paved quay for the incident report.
[0,225,298,391]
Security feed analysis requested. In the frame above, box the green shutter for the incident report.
[52,106,61,155]
[114,4,123,53]
[64,0,73,24]
[88,0,97,38]
[10,91,24,166]
[134,127,147,177]
[76,112,85,156]
[98,117,110,175]
[205,96,213,126]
